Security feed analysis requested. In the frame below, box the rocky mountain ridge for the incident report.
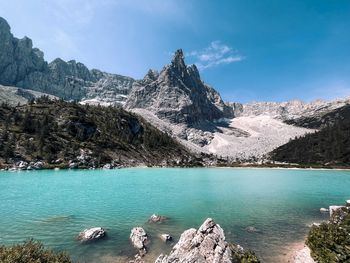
[271,104,350,166]
[1,16,349,164]
[0,17,134,102]
[125,49,233,125]
[229,98,350,123]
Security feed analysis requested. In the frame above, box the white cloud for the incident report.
[188,41,244,70]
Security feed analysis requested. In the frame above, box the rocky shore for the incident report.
[306,200,350,262]
[282,242,315,263]
[283,199,350,263]
[74,216,259,263]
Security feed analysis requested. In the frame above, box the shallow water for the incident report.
[0,168,349,262]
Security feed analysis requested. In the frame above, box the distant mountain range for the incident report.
[0,17,133,102]
[0,16,349,167]
[271,104,350,166]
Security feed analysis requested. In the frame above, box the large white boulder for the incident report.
[78,227,106,241]
[155,218,233,263]
[130,227,148,255]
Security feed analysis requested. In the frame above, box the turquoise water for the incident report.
[0,168,350,262]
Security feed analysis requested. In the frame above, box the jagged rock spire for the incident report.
[125,48,234,124]
[171,49,186,71]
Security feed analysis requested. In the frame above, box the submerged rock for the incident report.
[130,227,148,255]
[148,214,167,223]
[78,227,106,241]
[245,226,258,233]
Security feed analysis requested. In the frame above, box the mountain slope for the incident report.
[125,50,316,160]
[229,98,350,122]
[0,98,196,168]
[270,105,350,166]
[0,17,134,102]
[0,85,57,106]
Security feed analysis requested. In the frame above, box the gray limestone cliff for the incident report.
[125,49,234,125]
[0,17,134,102]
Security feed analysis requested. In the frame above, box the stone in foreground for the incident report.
[78,227,106,241]
[155,218,233,263]
[130,227,148,255]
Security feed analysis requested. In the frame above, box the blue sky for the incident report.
[0,0,349,102]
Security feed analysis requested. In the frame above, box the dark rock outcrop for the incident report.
[125,49,233,125]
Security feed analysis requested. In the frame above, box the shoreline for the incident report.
[2,164,350,172]
[279,240,315,263]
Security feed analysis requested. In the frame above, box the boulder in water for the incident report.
[160,234,172,242]
[78,227,106,241]
[245,226,258,233]
[130,227,148,255]
[155,218,232,262]
[148,214,167,223]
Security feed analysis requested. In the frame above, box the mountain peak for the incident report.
[171,49,186,70]
[0,16,10,32]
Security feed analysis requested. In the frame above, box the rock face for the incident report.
[78,227,106,241]
[0,17,47,87]
[125,50,233,125]
[155,218,233,263]
[0,17,134,102]
[227,98,350,129]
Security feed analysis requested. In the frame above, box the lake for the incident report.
[1,168,349,262]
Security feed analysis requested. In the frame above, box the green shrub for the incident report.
[307,208,350,262]
[230,244,260,263]
[0,240,73,263]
